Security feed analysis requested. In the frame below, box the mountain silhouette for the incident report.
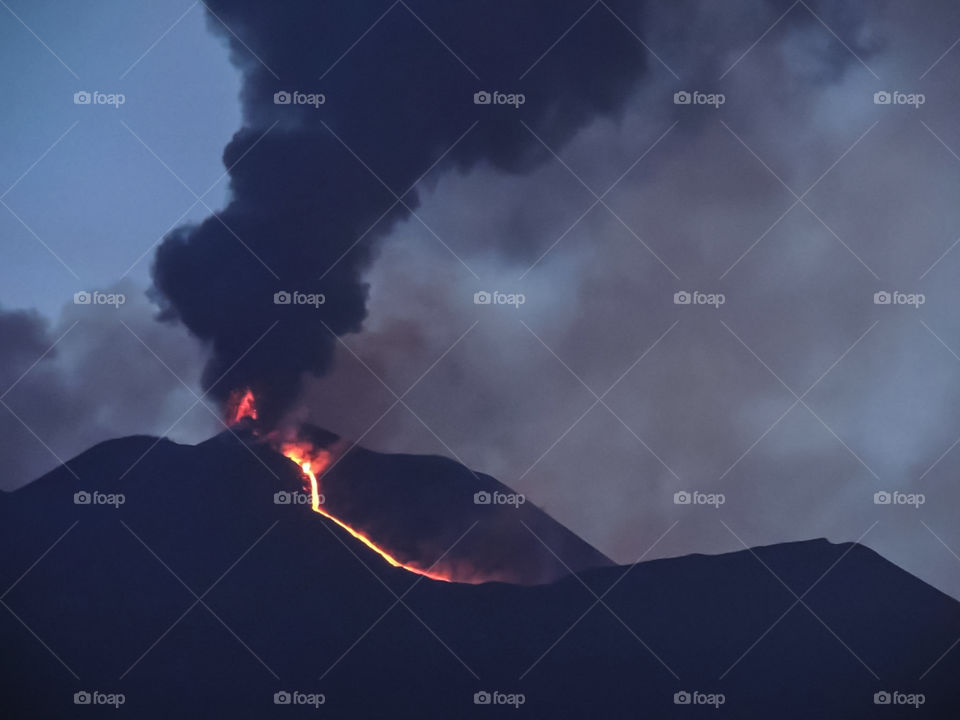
[1,432,958,718]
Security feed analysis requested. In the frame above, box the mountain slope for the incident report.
[293,424,613,583]
[1,433,958,718]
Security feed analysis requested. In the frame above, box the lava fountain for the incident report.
[225,388,258,425]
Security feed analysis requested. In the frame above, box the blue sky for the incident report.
[0,0,240,318]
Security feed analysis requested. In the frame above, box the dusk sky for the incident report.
[5,0,960,608]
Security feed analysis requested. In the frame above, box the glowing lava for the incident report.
[225,390,450,581]
[225,388,258,424]
[279,441,452,582]
[277,441,332,513]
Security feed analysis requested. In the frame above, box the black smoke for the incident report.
[150,0,654,424]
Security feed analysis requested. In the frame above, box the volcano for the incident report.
[2,432,959,718]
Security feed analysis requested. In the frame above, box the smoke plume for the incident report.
[151,0,653,424]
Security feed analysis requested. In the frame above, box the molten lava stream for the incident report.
[223,391,450,581]
[280,443,452,583]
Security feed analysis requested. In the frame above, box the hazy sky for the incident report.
[5,0,960,605]
[0,0,240,316]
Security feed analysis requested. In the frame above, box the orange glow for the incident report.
[278,440,452,583]
[226,388,258,425]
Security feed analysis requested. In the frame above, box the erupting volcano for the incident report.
[5,424,960,719]
[224,390,613,585]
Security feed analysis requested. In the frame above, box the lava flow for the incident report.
[225,391,451,582]
[278,441,451,582]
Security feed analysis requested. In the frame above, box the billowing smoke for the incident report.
[288,0,960,601]
[151,0,653,424]
[0,285,217,490]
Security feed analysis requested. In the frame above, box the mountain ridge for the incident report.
[2,433,959,717]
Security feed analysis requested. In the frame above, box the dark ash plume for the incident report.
[151,0,652,424]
